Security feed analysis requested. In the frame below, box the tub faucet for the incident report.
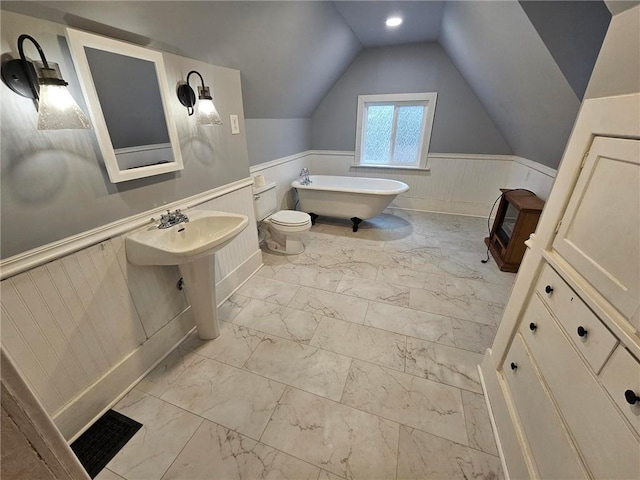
[299,167,312,185]
[158,209,189,229]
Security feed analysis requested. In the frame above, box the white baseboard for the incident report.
[392,196,491,217]
[54,307,195,441]
[53,248,263,442]
[215,248,263,305]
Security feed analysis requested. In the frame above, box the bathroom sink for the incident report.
[126,210,249,266]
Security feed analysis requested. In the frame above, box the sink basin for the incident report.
[126,210,249,340]
[126,210,249,266]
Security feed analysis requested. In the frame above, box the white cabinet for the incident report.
[480,93,640,480]
[553,137,640,329]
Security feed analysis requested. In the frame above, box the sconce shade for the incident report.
[177,70,222,126]
[37,83,92,130]
[1,35,91,130]
[195,86,223,126]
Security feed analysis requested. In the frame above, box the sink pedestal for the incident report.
[179,256,220,340]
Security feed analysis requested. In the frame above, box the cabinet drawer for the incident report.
[536,264,617,373]
[503,334,588,480]
[600,345,640,437]
[521,295,640,479]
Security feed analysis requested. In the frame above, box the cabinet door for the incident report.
[553,136,639,328]
[503,334,588,480]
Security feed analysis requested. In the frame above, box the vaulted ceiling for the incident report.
[1,1,615,167]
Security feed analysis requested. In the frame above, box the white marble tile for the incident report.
[364,301,455,346]
[217,294,251,322]
[350,247,413,268]
[377,264,445,290]
[107,389,202,480]
[162,420,319,480]
[94,469,125,480]
[237,276,298,305]
[233,298,321,343]
[244,336,351,401]
[462,390,499,456]
[336,275,410,307]
[405,338,483,393]
[409,288,497,325]
[445,276,512,305]
[451,318,498,354]
[136,348,201,398]
[317,470,346,480]
[342,360,467,445]
[261,388,399,480]
[288,286,369,324]
[310,317,406,371]
[157,354,285,439]
[257,262,344,292]
[180,321,268,367]
[397,426,503,480]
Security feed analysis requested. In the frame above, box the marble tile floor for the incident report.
[96,209,512,480]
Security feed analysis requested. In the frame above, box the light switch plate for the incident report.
[230,115,240,135]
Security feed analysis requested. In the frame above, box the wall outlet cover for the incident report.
[230,115,240,135]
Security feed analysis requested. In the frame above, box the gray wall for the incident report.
[439,1,581,169]
[1,1,363,119]
[519,1,610,100]
[1,11,250,258]
[245,119,310,166]
[585,4,640,99]
[310,42,511,155]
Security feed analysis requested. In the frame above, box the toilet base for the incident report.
[261,224,306,255]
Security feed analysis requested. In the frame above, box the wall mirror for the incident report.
[66,28,183,183]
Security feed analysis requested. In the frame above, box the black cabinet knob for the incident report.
[510,362,518,371]
[545,285,554,295]
[529,322,537,331]
[624,390,640,405]
[577,326,588,337]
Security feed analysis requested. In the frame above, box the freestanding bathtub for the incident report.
[291,175,409,231]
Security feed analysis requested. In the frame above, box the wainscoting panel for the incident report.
[0,182,261,440]
[250,152,312,211]
[250,150,556,218]
[0,241,146,416]
[506,157,557,200]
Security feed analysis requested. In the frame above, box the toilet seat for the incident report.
[269,210,311,227]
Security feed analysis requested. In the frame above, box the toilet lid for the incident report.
[270,210,311,226]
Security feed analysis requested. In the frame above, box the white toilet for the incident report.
[253,182,311,254]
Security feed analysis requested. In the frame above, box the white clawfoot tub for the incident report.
[291,175,409,231]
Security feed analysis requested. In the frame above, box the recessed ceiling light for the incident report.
[386,17,403,27]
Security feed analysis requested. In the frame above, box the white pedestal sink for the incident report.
[126,210,249,339]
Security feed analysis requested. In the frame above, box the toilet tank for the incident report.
[253,182,278,221]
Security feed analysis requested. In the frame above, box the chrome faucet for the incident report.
[299,167,312,185]
[158,209,189,229]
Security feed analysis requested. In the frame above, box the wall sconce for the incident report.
[1,34,91,130]
[176,70,223,126]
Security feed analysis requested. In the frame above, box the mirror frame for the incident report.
[66,28,183,183]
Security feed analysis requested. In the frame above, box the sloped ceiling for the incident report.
[0,0,362,118]
[439,1,583,168]
[1,1,611,167]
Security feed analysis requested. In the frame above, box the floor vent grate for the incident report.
[70,409,142,478]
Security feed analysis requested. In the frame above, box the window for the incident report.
[354,93,437,169]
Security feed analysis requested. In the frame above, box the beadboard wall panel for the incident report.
[251,151,556,217]
[0,184,260,439]
[250,152,312,211]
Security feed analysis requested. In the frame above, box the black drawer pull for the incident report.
[624,390,640,405]
[577,326,588,337]
[545,285,554,295]
[510,362,518,371]
[529,322,537,331]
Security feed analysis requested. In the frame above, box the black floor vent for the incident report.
[70,409,142,478]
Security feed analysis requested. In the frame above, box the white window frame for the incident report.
[354,93,437,170]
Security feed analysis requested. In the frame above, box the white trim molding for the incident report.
[0,177,254,280]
